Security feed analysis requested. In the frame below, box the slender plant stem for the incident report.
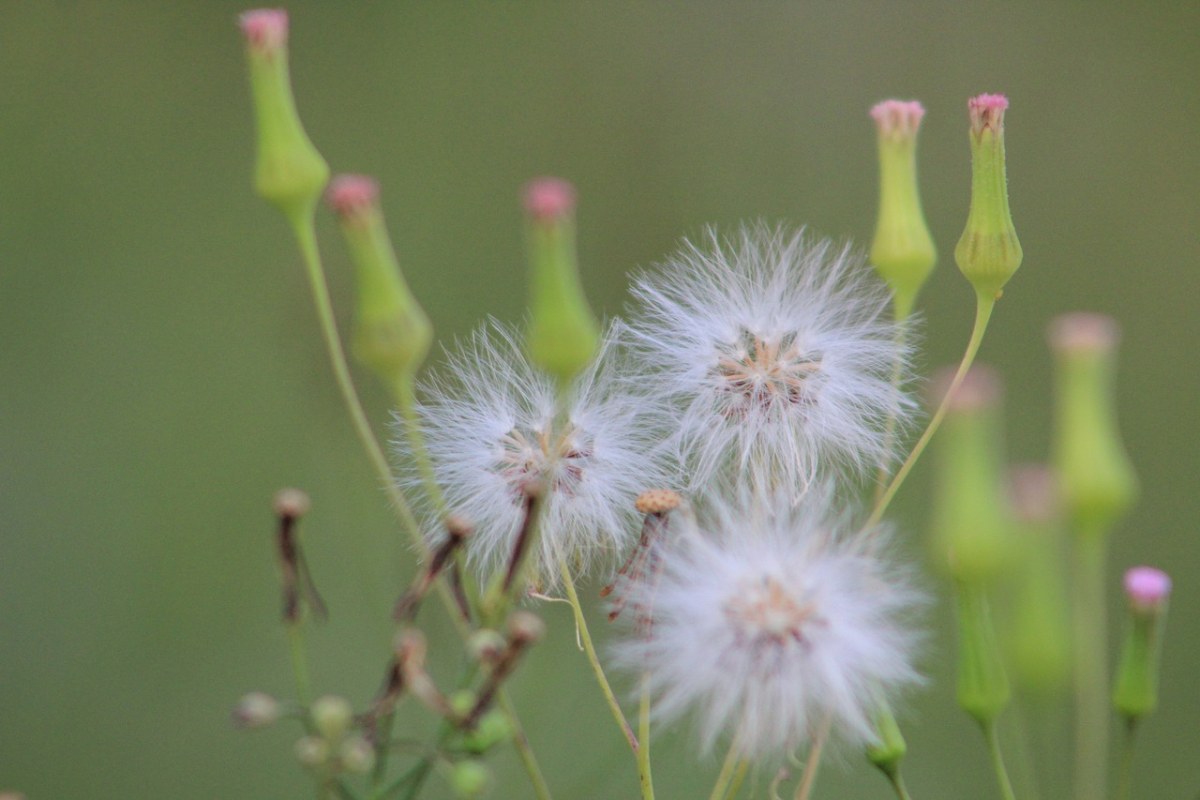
[868,292,995,529]
[560,560,638,753]
[287,214,551,799]
[497,689,555,800]
[370,709,397,793]
[873,311,911,505]
[1114,722,1137,800]
[726,760,750,800]
[984,722,1018,800]
[794,716,832,800]
[638,674,656,800]
[709,741,743,800]
[889,774,914,800]
[1072,531,1108,800]
[286,622,313,712]
[392,376,448,516]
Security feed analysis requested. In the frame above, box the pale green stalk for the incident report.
[638,675,655,800]
[984,722,1018,800]
[709,742,745,800]
[287,622,313,715]
[1114,722,1137,800]
[868,292,995,528]
[392,375,447,516]
[793,716,831,800]
[888,775,914,800]
[1072,531,1108,800]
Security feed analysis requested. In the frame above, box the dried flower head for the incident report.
[406,322,664,589]
[626,226,915,490]
[615,489,923,757]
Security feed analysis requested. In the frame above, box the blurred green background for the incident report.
[2,3,1198,798]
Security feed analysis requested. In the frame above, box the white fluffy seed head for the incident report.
[615,489,924,758]
[401,321,666,590]
[625,226,917,490]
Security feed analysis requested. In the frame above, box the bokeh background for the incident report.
[2,3,1198,798]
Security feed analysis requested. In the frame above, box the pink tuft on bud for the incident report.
[239,8,288,51]
[967,93,1009,136]
[870,99,926,139]
[1047,312,1120,355]
[327,174,380,219]
[1124,566,1172,610]
[523,177,576,221]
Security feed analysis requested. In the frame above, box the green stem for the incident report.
[873,309,911,505]
[868,292,995,528]
[497,689,555,800]
[889,774,914,800]
[392,376,448,516]
[725,760,749,800]
[1072,532,1109,800]
[984,722,1018,800]
[289,215,425,551]
[370,709,396,793]
[638,674,656,800]
[1114,722,1136,800]
[560,561,638,754]
[286,622,313,715]
[709,742,743,800]
[794,716,831,800]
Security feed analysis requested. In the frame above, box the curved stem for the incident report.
[868,292,995,528]
[889,775,914,800]
[560,560,638,753]
[1072,531,1109,800]
[984,722,1018,800]
[638,674,656,800]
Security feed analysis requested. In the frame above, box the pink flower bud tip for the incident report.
[239,9,288,50]
[968,93,1009,134]
[1124,566,1172,610]
[327,174,380,218]
[1048,312,1120,355]
[523,177,576,221]
[870,99,926,138]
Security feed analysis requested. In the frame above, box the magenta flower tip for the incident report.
[327,174,380,218]
[968,93,1009,134]
[523,177,576,221]
[1047,312,1120,355]
[870,99,926,138]
[239,8,288,50]
[1124,566,1172,609]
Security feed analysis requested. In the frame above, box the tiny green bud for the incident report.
[522,178,600,386]
[239,9,330,220]
[955,582,1011,727]
[1049,313,1138,535]
[930,366,1016,582]
[869,100,937,319]
[448,689,478,720]
[954,94,1022,300]
[328,175,434,383]
[462,710,513,754]
[339,735,376,775]
[865,698,907,780]
[310,695,353,741]
[449,760,491,798]
[1113,566,1171,723]
[295,735,330,768]
[232,691,281,729]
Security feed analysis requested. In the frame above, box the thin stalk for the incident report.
[984,722,1018,800]
[725,760,750,799]
[638,674,656,800]
[392,376,448,516]
[709,742,743,800]
[888,775,914,800]
[370,709,396,793]
[868,292,995,528]
[794,716,832,800]
[1114,722,1137,800]
[286,623,313,713]
[1072,531,1108,800]
[497,689,555,800]
[873,310,911,505]
[560,560,638,753]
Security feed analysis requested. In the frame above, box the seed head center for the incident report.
[714,329,821,409]
[496,423,592,496]
[725,575,817,647]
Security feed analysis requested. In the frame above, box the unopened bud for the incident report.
[507,611,545,645]
[955,94,1022,300]
[955,583,1010,727]
[1113,566,1171,723]
[462,710,513,754]
[339,735,376,774]
[310,695,353,741]
[295,735,329,768]
[865,698,907,779]
[869,100,937,319]
[327,175,433,383]
[930,366,1015,582]
[1049,313,1137,534]
[239,9,329,220]
[450,760,491,798]
[523,177,599,386]
[273,487,311,518]
[448,689,478,720]
[467,629,507,664]
[635,488,682,516]
[232,691,281,729]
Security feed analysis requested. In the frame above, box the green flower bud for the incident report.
[1004,466,1072,694]
[1113,566,1171,723]
[448,689,478,721]
[522,178,599,387]
[239,10,329,220]
[327,175,433,383]
[1049,313,1138,535]
[295,735,330,768]
[463,710,513,754]
[865,697,907,780]
[869,100,937,319]
[310,695,353,741]
[956,582,1011,727]
[930,367,1016,583]
[449,760,491,798]
[954,94,1022,301]
[339,735,376,775]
